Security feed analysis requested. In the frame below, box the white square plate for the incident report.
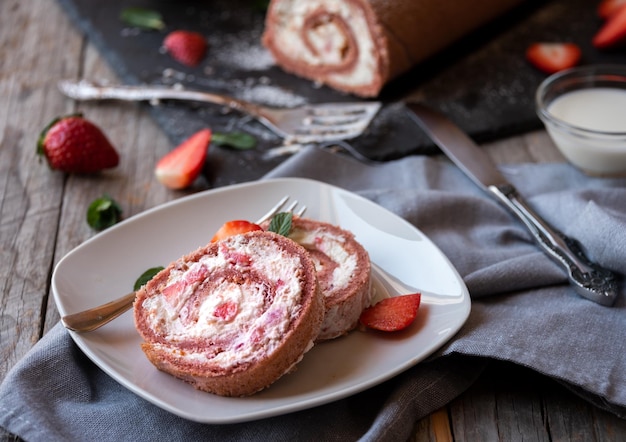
[52,177,470,423]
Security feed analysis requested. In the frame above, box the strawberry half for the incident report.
[155,128,211,189]
[594,4,626,49]
[525,43,582,74]
[211,220,262,243]
[359,293,421,332]
[598,0,626,20]
[37,114,119,174]
[163,30,207,67]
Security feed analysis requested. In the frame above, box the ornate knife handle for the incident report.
[489,184,618,306]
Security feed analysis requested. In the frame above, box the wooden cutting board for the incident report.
[57,0,626,186]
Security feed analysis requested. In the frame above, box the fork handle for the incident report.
[61,291,136,332]
[57,80,266,119]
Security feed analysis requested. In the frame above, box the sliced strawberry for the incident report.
[211,220,262,243]
[163,30,207,67]
[594,4,626,49]
[155,128,211,189]
[598,0,626,19]
[525,43,582,74]
[359,293,421,332]
[213,301,238,321]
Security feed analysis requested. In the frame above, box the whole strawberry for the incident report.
[37,114,119,174]
[163,30,207,67]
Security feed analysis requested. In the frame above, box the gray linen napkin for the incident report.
[1,147,625,441]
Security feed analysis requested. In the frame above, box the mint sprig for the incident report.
[268,212,292,237]
[134,266,165,291]
[212,132,256,150]
[86,195,122,231]
[120,7,165,31]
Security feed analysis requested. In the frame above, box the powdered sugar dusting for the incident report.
[239,84,306,108]
[209,29,275,71]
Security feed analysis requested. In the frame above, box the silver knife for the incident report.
[407,103,618,307]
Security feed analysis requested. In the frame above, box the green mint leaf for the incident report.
[120,7,165,31]
[212,132,256,150]
[86,195,122,231]
[134,266,165,291]
[268,212,292,237]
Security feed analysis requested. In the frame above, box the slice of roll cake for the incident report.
[277,217,372,341]
[134,230,323,397]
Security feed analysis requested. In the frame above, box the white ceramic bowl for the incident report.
[536,65,626,177]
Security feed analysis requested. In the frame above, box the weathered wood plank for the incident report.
[448,361,551,441]
[411,407,453,442]
[1,0,83,440]
[0,0,80,378]
[544,384,626,442]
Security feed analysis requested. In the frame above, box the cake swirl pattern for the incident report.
[134,231,323,397]
[262,0,523,97]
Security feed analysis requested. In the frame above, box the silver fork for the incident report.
[57,80,381,144]
[61,196,306,333]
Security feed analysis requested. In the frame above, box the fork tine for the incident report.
[284,200,307,218]
[256,196,307,224]
[304,114,367,126]
[256,195,289,224]
[289,102,380,141]
[294,204,307,218]
[292,125,366,139]
[306,102,381,117]
[284,200,298,213]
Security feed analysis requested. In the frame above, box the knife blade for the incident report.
[406,103,618,307]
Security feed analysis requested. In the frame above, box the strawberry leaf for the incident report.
[87,195,122,231]
[134,266,164,291]
[268,212,292,237]
[212,132,256,150]
[120,7,165,31]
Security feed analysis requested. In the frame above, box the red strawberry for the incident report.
[163,30,207,67]
[598,0,626,19]
[359,293,421,332]
[211,220,262,242]
[594,4,626,49]
[525,43,582,74]
[37,114,119,173]
[155,128,211,189]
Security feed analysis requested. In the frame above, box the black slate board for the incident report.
[57,0,626,186]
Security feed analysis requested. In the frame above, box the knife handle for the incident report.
[489,184,618,306]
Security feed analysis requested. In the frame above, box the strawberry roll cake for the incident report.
[134,231,323,397]
[262,0,523,97]
[280,217,372,341]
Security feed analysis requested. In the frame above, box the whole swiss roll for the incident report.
[262,0,523,97]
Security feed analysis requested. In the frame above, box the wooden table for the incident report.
[2,1,625,440]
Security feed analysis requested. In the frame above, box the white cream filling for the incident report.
[290,227,357,297]
[142,236,305,367]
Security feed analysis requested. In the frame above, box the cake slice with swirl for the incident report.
[264,216,372,341]
[134,230,323,397]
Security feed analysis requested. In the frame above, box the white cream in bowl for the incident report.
[548,88,626,132]
[536,65,626,177]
